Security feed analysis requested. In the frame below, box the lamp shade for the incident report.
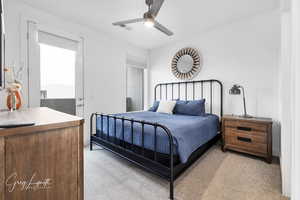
[229,85,241,95]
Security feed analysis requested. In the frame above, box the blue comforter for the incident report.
[96,111,219,163]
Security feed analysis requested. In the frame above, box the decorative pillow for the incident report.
[148,101,160,112]
[156,101,176,114]
[148,99,178,112]
[174,99,206,116]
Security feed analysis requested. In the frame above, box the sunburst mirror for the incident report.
[171,48,201,80]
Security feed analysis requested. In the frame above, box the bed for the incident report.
[90,79,223,200]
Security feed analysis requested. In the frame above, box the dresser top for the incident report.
[0,107,84,137]
[222,114,272,124]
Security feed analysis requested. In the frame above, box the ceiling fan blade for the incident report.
[112,18,144,26]
[154,21,173,36]
[149,0,165,17]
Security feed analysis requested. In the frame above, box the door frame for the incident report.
[23,18,85,117]
[291,0,300,198]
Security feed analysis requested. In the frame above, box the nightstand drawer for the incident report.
[225,127,267,138]
[225,120,268,132]
[225,128,267,144]
[225,135,267,154]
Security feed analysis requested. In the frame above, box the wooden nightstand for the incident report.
[222,115,273,163]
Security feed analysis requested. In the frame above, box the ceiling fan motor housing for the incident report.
[144,12,154,20]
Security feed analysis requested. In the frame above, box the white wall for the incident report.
[1,0,148,144]
[148,11,281,156]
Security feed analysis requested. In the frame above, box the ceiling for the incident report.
[18,0,279,50]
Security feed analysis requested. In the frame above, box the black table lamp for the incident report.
[229,84,252,118]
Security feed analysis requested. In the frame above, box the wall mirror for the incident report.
[171,47,201,80]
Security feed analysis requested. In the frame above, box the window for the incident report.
[39,43,76,99]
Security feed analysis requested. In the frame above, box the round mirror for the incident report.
[171,48,201,80]
[177,55,194,73]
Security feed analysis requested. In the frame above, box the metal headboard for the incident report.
[154,79,223,117]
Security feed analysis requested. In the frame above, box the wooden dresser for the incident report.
[0,107,84,200]
[222,115,273,163]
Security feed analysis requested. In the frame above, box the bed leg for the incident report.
[90,140,93,151]
[170,156,174,199]
[90,113,95,151]
[167,126,174,200]
[170,180,174,200]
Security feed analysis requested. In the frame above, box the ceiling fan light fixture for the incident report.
[112,0,173,36]
[144,18,154,28]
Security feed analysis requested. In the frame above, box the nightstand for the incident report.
[222,115,273,163]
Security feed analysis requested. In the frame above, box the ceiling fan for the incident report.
[112,0,173,36]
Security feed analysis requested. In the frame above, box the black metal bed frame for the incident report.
[90,79,223,200]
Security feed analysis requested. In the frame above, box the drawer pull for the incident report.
[237,136,252,143]
[237,126,252,132]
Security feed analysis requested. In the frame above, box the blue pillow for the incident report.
[148,101,160,112]
[174,99,206,116]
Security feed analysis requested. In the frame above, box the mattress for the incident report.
[96,111,219,163]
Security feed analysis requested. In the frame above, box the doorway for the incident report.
[27,22,84,117]
[126,66,144,112]
[39,43,76,115]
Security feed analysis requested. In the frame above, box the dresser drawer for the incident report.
[225,120,268,132]
[225,135,267,154]
[225,126,267,138]
[225,128,267,144]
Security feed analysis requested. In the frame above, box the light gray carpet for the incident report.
[85,145,287,200]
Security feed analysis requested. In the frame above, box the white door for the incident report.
[27,21,84,117]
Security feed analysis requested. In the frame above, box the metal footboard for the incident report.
[90,113,175,199]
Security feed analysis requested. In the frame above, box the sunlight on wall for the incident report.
[40,43,76,99]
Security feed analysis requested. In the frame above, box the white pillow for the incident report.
[156,101,176,114]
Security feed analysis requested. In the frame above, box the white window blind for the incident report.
[38,31,78,51]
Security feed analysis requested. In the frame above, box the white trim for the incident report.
[27,20,40,108]
[143,68,149,110]
[291,0,300,199]
[80,36,85,118]
[279,11,292,197]
[20,13,83,41]
[126,63,147,69]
